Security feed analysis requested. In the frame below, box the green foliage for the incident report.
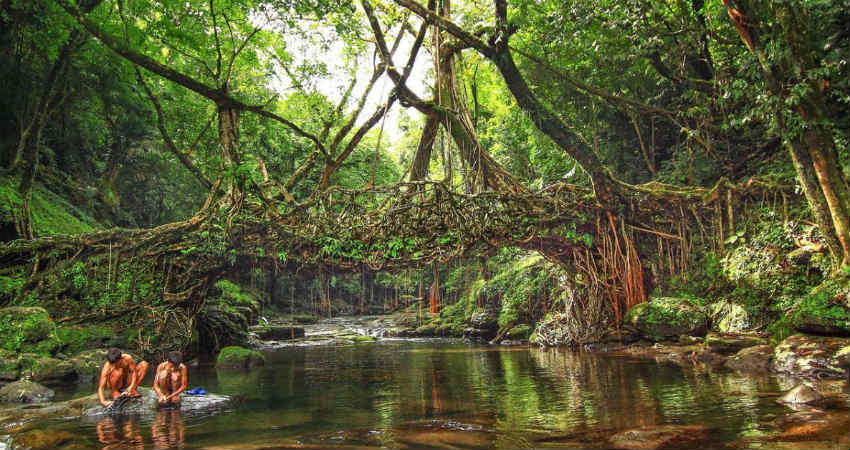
[215,280,260,307]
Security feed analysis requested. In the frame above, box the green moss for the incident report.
[216,346,265,368]
[0,307,52,352]
[350,335,376,343]
[53,325,114,354]
[0,175,99,237]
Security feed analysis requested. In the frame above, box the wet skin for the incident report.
[153,361,187,405]
[98,354,149,407]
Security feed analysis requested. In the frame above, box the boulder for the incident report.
[27,357,77,384]
[81,387,230,417]
[0,307,51,349]
[68,349,142,383]
[778,384,825,405]
[725,345,773,372]
[772,334,849,379]
[251,325,305,340]
[0,379,54,403]
[710,301,751,332]
[625,297,709,341]
[609,425,709,450]
[215,346,265,368]
[792,305,850,337]
[705,332,769,355]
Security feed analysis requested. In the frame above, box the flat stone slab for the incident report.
[0,387,229,425]
[250,325,305,340]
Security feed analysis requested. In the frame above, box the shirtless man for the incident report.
[98,348,149,407]
[153,351,187,405]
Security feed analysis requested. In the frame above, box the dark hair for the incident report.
[106,348,122,364]
[167,351,183,366]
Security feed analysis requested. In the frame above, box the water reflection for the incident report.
[96,416,144,450]
[151,409,185,449]
[17,341,847,450]
[94,409,185,450]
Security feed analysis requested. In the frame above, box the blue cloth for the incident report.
[185,387,207,396]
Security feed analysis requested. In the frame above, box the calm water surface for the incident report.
[13,340,842,449]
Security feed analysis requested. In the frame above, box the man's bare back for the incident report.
[98,348,149,407]
[154,351,187,405]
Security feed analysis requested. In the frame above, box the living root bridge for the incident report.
[0,177,796,341]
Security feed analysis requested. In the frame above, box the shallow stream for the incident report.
[7,335,849,449]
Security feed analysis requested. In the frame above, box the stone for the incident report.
[81,387,230,417]
[9,430,74,450]
[705,332,769,355]
[468,309,498,338]
[625,297,709,341]
[215,346,265,368]
[779,384,825,405]
[251,325,305,340]
[27,357,77,384]
[609,425,709,450]
[0,379,54,403]
[793,306,850,337]
[772,334,849,379]
[725,345,773,372]
[710,301,751,332]
[68,349,142,383]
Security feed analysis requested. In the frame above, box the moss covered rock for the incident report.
[215,346,265,369]
[0,379,54,403]
[625,297,708,341]
[0,307,52,351]
[772,334,849,379]
[790,291,850,337]
[725,345,773,372]
[710,301,751,332]
[28,357,77,384]
[66,349,140,383]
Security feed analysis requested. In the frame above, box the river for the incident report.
[8,334,849,449]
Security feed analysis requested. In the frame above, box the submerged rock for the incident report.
[216,346,265,368]
[625,297,708,341]
[609,424,709,450]
[772,334,849,379]
[0,380,54,403]
[779,384,825,405]
[725,345,773,372]
[8,429,74,450]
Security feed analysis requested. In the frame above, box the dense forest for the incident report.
[0,0,847,361]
